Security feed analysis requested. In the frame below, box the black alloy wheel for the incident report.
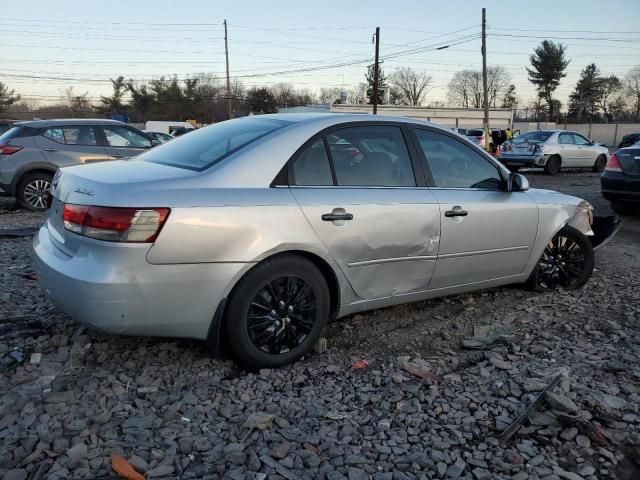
[529,225,594,290]
[247,275,317,354]
[225,254,329,368]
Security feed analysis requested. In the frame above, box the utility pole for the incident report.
[224,19,232,120]
[481,8,489,150]
[373,27,380,115]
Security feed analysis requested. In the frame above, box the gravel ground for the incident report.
[1,179,639,480]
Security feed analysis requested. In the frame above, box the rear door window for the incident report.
[292,139,334,186]
[326,125,416,187]
[62,127,98,146]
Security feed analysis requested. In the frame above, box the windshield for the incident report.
[514,131,553,143]
[140,118,291,170]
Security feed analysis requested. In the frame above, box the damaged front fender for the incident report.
[567,200,595,237]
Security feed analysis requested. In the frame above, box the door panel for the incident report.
[572,134,596,166]
[429,189,538,289]
[35,132,110,166]
[291,188,441,299]
[410,127,539,290]
[557,132,578,166]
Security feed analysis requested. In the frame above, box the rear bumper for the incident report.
[500,154,548,166]
[601,174,640,202]
[32,225,247,340]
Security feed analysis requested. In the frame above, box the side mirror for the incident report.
[508,172,529,192]
[150,139,160,147]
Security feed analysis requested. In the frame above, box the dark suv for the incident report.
[0,119,155,210]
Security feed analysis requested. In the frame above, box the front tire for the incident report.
[593,155,606,173]
[544,155,562,175]
[525,225,594,291]
[225,254,329,369]
[17,171,53,211]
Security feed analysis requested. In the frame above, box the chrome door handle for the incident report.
[111,154,125,158]
[322,212,353,221]
[445,209,468,217]
[43,148,58,152]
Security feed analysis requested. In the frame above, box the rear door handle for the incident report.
[110,154,125,158]
[322,212,353,221]
[42,148,58,152]
[445,209,468,217]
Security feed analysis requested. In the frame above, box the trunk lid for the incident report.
[47,159,198,255]
[616,147,640,176]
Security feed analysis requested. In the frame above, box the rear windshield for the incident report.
[514,131,553,143]
[466,129,483,137]
[0,126,35,142]
[139,118,291,171]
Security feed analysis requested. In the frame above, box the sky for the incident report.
[1,0,639,110]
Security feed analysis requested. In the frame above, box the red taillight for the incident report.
[0,144,23,155]
[62,204,170,242]
[604,153,623,172]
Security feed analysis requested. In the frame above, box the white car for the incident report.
[500,130,609,175]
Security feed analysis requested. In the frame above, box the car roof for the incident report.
[14,118,128,128]
[248,112,450,130]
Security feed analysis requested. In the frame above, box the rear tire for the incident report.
[593,154,606,173]
[544,155,561,175]
[16,171,53,211]
[225,254,329,369]
[525,225,594,291]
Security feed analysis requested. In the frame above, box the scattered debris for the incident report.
[400,361,440,382]
[462,324,517,350]
[111,454,145,480]
[29,353,42,365]
[500,369,567,441]
[351,359,369,370]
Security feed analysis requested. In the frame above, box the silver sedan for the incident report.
[500,130,609,175]
[33,114,596,368]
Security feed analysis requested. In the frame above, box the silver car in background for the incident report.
[33,114,596,368]
[0,119,155,210]
[500,129,609,175]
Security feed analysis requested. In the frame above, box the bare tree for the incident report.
[347,83,367,104]
[64,87,92,117]
[624,66,640,121]
[271,83,297,108]
[388,67,432,106]
[318,87,343,104]
[448,67,510,109]
[487,66,511,107]
[447,70,482,108]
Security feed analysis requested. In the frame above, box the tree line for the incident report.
[2,39,640,123]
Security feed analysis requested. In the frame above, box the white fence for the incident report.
[513,122,640,146]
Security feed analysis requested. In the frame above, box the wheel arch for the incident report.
[207,249,343,355]
[12,163,57,195]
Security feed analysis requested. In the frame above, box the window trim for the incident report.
[571,132,591,145]
[558,132,575,145]
[99,125,152,149]
[409,125,507,191]
[281,121,427,189]
[39,125,102,147]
